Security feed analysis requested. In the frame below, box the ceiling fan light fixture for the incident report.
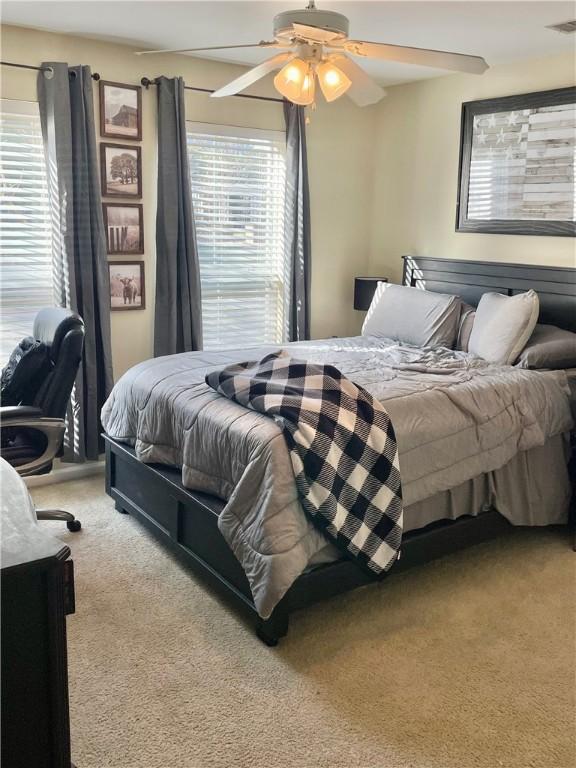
[274,57,316,105]
[317,60,351,102]
[138,5,488,105]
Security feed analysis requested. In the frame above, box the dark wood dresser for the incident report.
[1,501,75,768]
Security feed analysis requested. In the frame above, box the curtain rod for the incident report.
[140,77,283,105]
[1,61,101,79]
[0,62,281,104]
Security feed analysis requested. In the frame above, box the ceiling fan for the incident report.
[136,1,489,107]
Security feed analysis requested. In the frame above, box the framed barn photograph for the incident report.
[457,87,575,236]
[100,143,142,198]
[100,80,142,140]
[108,261,145,311]
[103,203,144,255]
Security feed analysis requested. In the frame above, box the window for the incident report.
[187,123,287,350]
[0,99,54,364]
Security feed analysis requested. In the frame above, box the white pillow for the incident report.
[362,283,462,348]
[468,290,539,365]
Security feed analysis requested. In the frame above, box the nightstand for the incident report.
[354,277,388,311]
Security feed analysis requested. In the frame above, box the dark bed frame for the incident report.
[105,256,576,645]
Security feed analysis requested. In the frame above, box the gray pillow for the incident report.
[516,324,576,369]
[456,303,476,352]
[362,283,462,348]
[468,290,539,365]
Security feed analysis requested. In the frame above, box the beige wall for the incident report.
[0,24,376,377]
[369,51,576,284]
[1,25,574,377]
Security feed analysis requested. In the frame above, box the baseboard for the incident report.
[24,458,105,488]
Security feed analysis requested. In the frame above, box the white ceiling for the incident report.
[2,1,575,86]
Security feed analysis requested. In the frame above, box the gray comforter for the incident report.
[101,337,573,618]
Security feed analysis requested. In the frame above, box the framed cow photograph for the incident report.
[103,203,144,255]
[100,81,142,140]
[109,261,145,311]
[100,143,142,198]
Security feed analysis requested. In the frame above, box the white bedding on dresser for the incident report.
[101,337,573,618]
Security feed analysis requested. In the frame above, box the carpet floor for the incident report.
[32,476,575,768]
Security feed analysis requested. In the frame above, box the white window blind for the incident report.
[187,122,288,350]
[0,99,54,365]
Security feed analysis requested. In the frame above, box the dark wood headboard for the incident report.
[402,255,576,333]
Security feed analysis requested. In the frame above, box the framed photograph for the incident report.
[100,143,142,198]
[109,261,145,311]
[103,203,144,255]
[457,87,575,236]
[100,80,142,140]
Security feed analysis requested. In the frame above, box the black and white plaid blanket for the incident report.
[205,351,403,575]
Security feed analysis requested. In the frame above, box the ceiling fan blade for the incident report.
[135,41,280,56]
[291,23,343,45]
[211,52,295,98]
[343,40,488,75]
[330,55,386,106]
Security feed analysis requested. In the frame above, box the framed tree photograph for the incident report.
[109,261,145,311]
[100,143,142,198]
[103,203,144,255]
[100,81,142,140]
[457,87,575,236]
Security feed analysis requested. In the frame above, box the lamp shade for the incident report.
[354,277,388,311]
[317,61,351,102]
[273,59,315,106]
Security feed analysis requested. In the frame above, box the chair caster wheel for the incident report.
[66,520,81,532]
[256,627,279,647]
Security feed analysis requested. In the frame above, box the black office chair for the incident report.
[1,308,85,531]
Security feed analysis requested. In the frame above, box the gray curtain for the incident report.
[37,62,113,462]
[154,76,202,355]
[284,101,311,342]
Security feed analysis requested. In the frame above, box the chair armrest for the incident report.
[0,405,44,421]
[1,413,65,477]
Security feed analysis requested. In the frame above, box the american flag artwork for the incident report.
[468,103,575,222]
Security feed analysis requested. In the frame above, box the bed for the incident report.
[103,256,576,644]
